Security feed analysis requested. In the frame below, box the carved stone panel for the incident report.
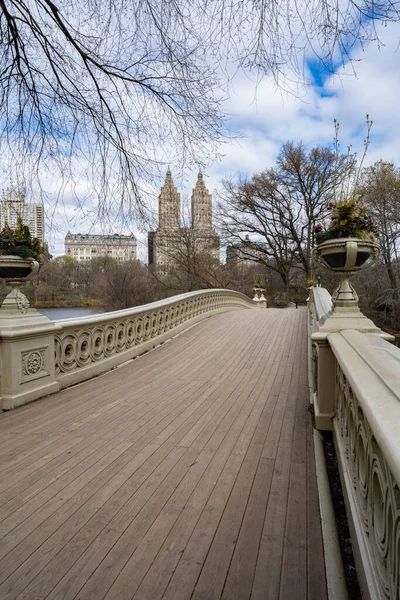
[21,348,49,383]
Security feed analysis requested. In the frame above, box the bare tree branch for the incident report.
[217,141,354,286]
[0,0,398,222]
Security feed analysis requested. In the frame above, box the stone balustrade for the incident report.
[0,289,256,410]
[309,287,400,600]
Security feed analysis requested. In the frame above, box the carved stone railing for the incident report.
[331,332,400,600]
[0,289,256,409]
[54,289,255,388]
[308,287,400,600]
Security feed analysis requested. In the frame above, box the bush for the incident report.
[0,217,43,261]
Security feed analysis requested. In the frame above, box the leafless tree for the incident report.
[0,0,225,222]
[167,227,225,292]
[360,160,400,323]
[0,1,398,222]
[32,254,78,305]
[219,179,298,299]
[96,259,156,310]
[217,141,353,295]
[205,0,400,87]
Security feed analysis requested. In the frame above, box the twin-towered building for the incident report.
[148,169,220,276]
[63,170,219,273]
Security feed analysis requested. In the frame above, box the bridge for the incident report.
[0,288,399,599]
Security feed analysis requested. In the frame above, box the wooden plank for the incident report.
[161,318,291,600]
[0,312,234,438]
[0,438,132,542]
[250,313,303,600]
[0,321,249,521]
[190,315,299,600]
[220,458,275,600]
[0,435,105,515]
[2,315,267,600]
[131,318,289,600]
[0,309,327,600]
[279,324,308,600]
[20,445,188,600]
[76,315,274,600]
[0,441,134,568]
[20,330,270,600]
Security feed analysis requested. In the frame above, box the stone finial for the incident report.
[194,170,206,190]
[164,168,173,185]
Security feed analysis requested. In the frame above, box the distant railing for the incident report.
[308,287,400,600]
[54,289,256,388]
[0,288,257,410]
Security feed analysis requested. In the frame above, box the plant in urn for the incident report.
[313,117,379,312]
[0,217,43,313]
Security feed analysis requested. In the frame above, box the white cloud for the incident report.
[39,20,400,257]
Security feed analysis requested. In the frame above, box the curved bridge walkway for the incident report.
[0,308,327,600]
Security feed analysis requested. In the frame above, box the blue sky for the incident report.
[44,20,400,260]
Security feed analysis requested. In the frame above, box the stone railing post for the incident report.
[0,293,60,410]
[311,333,336,430]
[309,286,393,430]
[309,284,400,597]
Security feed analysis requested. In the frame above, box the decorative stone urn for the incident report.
[0,255,61,410]
[252,286,267,308]
[0,255,40,313]
[313,237,380,309]
[311,237,392,432]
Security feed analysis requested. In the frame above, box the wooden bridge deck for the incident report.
[0,308,327,600]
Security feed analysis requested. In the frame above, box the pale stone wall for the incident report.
[158,168,180,231]
[152,229,183,276]
[308,287,400,599]
[191,171,212,230]
[64,233,137,262]
[191,171,220,262]
[192,229,220,262]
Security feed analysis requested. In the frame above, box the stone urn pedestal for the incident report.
[311,237,393,430]
[0,256,61,410]
[312,237,389,334]
[0,255,41,314]
[314,237,380,310]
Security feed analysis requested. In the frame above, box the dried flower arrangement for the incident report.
[314,116,378,245]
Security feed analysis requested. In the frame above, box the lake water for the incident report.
[37,307,103,320]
